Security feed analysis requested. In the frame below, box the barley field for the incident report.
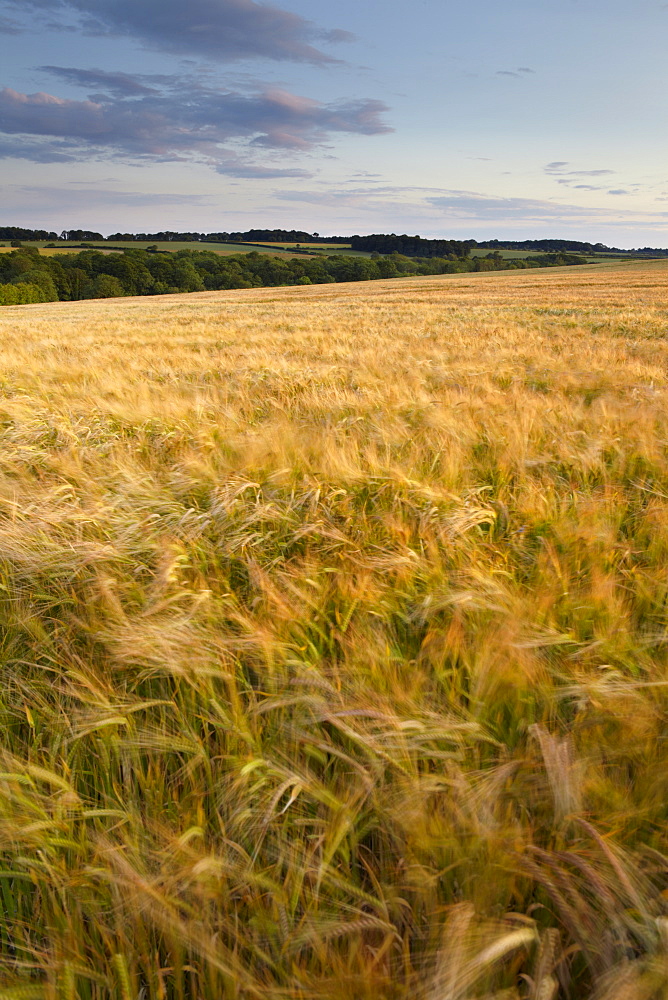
[0,261,667,1000]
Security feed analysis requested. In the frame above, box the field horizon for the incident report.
[0,260,667,999]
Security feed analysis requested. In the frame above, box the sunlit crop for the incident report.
[0,262,666,999]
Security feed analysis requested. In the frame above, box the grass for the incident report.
[466,249,639,263]
[0,260,666,999]
[468,248,547,259]
[248,244,376,258]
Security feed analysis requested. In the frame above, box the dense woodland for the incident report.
[0,245,588,305]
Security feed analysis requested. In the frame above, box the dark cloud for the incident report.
[608,189,630,196]
[0,13,20,31]
[4,0,353,65]
[39,66,161,96]
[321,28,356,44]
[0,80,392,170]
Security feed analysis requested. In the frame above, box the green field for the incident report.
[468,248,546,259]
[467,248,638,262]
[0,241,322,258]
[248,242,376,257]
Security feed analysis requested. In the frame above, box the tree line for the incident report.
[475,238,668,256]
[349,234,473,258]
[0,245,591,307]
[3,227,668,256]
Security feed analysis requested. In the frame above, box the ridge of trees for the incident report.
[349,235,472,258]
[3,227,668,256]
[107,230,341,243]
[0,227,60,241]
[474,238,668,256]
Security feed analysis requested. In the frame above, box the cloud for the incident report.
[9,185,214,207]
[271,184,668,231]
[39,66,162,96]
[0,80,392,170]
[277,184,622,224]
[425,190,633,222]
[545,161,615,177]
[608,189,630,196]
[4,0,353,65]
[276,189,371,207]
[497,67,535,78]
[0,134,81,162]
[215,157,312,178]
[0,12,20,31]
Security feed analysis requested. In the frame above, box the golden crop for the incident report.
[0,261,666,999]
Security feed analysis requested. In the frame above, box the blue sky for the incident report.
[0,0,667,244]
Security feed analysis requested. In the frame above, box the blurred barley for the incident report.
[0,262,666,998]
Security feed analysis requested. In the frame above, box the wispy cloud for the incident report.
[8,184,214,207]
[496,67,536,78]
[545,161,615,177]
[426,189,666,223]
[271,184,668,233]
[215,157,311,179]
[555,180,603,191]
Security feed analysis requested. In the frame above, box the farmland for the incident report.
[0,240,322,259]
[0,240,566,262]
[0,261,667,999]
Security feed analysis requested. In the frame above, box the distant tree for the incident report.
[61,230,104,242]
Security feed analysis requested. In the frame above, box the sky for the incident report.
[0,0,667,245]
